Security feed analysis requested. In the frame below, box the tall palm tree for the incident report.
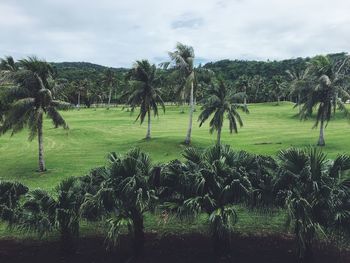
[298,55,350,146]
[102,68,116,110]
[124,60,165,140]
[166,43,195,144]
[198,80,248,144]
[0,57,70,172]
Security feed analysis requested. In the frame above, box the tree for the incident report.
[0,56,18,72]
[124,60,165,140]
[276,147,350,262]
[269,75,288,105]
[158,144,253,256]
[198,80,248,144]
[0,57,70,172]
[81,148,157,257]
[298,55,350,146]
[286,67,310,113]
[165,43,195,144]
[19,177,85,255]
[102,68,116,110]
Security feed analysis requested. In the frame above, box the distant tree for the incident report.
[298,55,350,146]
[286,68,310,113]
[0,57,70,172]
[102,68,116,110]
[124,60,165,139]
[269,75,288,105]
[165,43,195,144]
[198,80,248,144]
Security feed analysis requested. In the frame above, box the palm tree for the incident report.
[102,68,116,110]
[158,144,252,256]
[81,148,156,256]
[124,60,165,140]
[20,177,84,254]
[165,43,195,144]
[298,55,350,146]
[0,181,28,226]
[286,67,310,113]
[0,56,18,72]
[276,147,350,262]
[198,80,248,144]
[0,57,70,172]
[270,75,288,105]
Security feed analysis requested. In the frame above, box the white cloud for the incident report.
[0,0,349,67]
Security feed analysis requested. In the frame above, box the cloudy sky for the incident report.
[0,0,349,67]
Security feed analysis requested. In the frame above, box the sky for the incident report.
[0,0,349,68]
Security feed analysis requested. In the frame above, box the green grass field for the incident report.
[0,101,349,191]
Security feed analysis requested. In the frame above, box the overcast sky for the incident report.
[0,0,349,67]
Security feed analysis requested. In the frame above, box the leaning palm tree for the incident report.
[298,55,350,146]
[102,68,116,110]
[165,43,195,144]
[198,80,248,144]
[0,57,70,172]
[124,60,165,140]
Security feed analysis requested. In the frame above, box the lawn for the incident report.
[0,101,349,191]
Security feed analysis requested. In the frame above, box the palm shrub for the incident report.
[124,60,165,140]
[81,148,157,256]
[0,181,28,226]
[19,177,85,254]
[157,144,253,255]
[0,57,70,171]
[298,55,350,146]
[198,79,248,144]
[275,147,350,262]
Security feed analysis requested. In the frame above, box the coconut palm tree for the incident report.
[286,67,310,113]
[198,80,248,144]
[102,68,116,110]
[81,148,157,257]
[124,60,165,140]
[298,55,350,146]
[165,43,195,144]
[0,57,70,172]
[276,147,350,262]
[19,177,84,254]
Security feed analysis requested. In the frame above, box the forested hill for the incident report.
[51,61,128,82]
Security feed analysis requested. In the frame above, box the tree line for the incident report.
[0,145,349,262]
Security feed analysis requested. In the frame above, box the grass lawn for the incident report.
[0,101,349,191]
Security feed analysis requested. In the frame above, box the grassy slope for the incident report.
[0,102,349,191]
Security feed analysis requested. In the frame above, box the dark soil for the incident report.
[0,233,348,263]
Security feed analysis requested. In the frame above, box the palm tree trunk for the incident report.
[146,110,151,140]
[77,91,80,110]
[217,125,222,145]
[184,81,194,145]
[317,120,325,146]
[38,112,46,172]
[244,86,247,107]
[298,93,301,114]
[107,86,112,110]
[131,210,144,256]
